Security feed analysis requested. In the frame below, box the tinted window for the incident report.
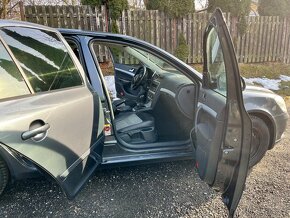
[91,42,140,65]
[206,27,227,96]
[0,27,82,93]
[0,41,30,99]
[91,41,180,74]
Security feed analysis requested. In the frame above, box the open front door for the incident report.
[195,9,252,217]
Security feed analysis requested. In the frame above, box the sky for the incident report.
[195,0,207,10]
[127,0,208,10]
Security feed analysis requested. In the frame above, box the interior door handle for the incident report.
[22,123,50,141]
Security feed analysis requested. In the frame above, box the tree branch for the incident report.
[196,7,209,13]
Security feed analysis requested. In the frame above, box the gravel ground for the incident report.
[0,108,289,218]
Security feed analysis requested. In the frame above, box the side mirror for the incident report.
[241,77,246,91]
[203,71,218,89]
[202,71,210,88]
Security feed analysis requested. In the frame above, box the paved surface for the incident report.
[0,108,289,218]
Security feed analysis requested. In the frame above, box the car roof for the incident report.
[0,20,57,32]
[58,28,141,41]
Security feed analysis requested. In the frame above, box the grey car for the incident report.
[59,29,288,168]
[0,9,287,217]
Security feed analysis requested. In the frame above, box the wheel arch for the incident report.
[0,143,39,182]
[0,145,13,183]
[247,110,276,150]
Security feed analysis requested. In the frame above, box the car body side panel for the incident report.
[0,86,101,197]
[243,90,289,146]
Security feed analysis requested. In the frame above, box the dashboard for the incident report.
[145,68,196,119]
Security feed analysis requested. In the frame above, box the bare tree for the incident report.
[0,0,24,19]
[0,0,12,18]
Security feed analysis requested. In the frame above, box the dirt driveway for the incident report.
[0,108,289,217]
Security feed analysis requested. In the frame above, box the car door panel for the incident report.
[0,87,104,198]
[195,9,252,217]
[195,89,226,185]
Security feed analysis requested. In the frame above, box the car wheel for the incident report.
[0,157,9,196]
[249,115,270,168]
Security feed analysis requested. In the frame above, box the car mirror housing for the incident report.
[241,77,246,91]
[202,71,218,89]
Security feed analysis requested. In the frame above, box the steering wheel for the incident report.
[130,65,147,90]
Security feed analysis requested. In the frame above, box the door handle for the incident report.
[22,123,50,141]
[129,68,135,72]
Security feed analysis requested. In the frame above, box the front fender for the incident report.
[243,86,289,147]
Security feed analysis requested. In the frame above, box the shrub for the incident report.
[258,0,290,16]
[175,33,189,62]
[145,0,195,18]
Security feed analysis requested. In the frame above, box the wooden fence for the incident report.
[24,5,290,64]
[236,16,290,64]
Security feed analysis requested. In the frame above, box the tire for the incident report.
[0,157,9,196]
[249,115,270,168]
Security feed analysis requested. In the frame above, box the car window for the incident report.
[91,43,140,66]
[133,48,176,72]
[0,27,83,93]
[91,43,115,76]
[109,46,140,65]
[0,41,30,99]
[206,27,227,96]
[90,42,182,75]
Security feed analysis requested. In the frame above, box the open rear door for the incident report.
[0,26,104,199]
[195,9,252,217]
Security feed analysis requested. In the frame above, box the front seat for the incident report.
[114,112,158,144]
[112,99,136,114]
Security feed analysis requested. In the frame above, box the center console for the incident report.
[146,73,161,107]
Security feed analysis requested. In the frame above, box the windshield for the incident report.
[130,47,177,72]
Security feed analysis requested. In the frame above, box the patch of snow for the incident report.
[244,75,290,90]
[280,75,290,82]
[244,77,281,90]
[104,76,116,98]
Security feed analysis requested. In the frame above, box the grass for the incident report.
[284,96,290,106]
[192,63,290,79]
[191,64,203,73]
[191,62,290,97]
[239,63,290,79]
[276,81,290,96]
[239,63,290,97]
